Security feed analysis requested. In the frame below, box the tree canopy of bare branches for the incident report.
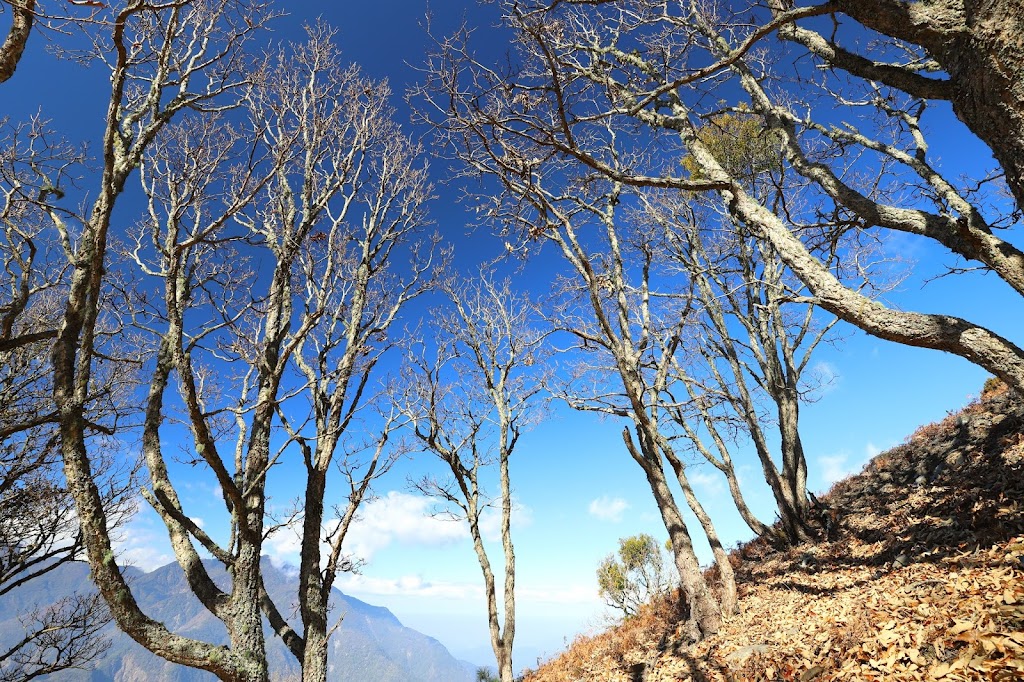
[421,0,1024,394]
[400,273,545,682]
[777,0,1024,214]
[4,1,443,678]
[107,23,437,682]
[1,112,135,682]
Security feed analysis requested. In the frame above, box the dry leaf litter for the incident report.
[524,384,1024,681]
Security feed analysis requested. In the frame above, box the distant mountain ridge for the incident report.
[0,558,477,682]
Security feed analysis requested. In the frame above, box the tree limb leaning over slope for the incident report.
[442,0,1024,394]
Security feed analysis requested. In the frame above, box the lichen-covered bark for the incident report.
[830,0,1024,210]
[0,0,34,84]
[496,428,517,682]
[54,216,264,682]
[625,430,721,639]
[298,467,328,682]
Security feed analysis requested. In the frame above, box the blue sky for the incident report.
[6,0,1023,673]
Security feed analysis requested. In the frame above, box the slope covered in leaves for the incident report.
[525,383,1024,681]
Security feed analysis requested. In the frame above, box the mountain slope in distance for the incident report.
[0,558,477,682]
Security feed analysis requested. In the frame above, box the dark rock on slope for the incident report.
[813,383,1024,567]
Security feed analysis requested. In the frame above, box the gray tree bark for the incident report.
[0,0,33,84]
[832,0,1024,210]
[622,430,721,639]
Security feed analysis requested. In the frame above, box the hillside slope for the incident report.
[0,558,476,682]
[525,384,1024,681]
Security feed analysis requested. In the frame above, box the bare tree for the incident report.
[418,26,771,637]
[573,186,736,633]
[0,410,117,682]
[38,2,289,680]
[463,164,731,636]
[641,191,839,544]
[450,0,1024,393]
[682,2,1024,391]
[6,4,436,680]
[401,273,544,682]
[118,25,438,682]
[253,31,439,680]
[0,114,133,682]
[0,423,129,681]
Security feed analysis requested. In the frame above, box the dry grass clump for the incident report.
[523,590,687,681]
[981,377,1009,400]
[904,377,1007,447]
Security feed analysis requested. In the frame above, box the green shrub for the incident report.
[596,534,669,618]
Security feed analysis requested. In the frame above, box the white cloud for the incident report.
[588,495,630,523]
[262,491,535,569]
[337,573,598,608]
[263,491,469,568]
[115,512,173,571]
[345,491,469,561]
[337,573,483,600]
[735,463,757,488]
[687,469,725,496]
[818,453,855,486]
[265,524,302,562]
[345,491,534,558]
[805,360,841,398]
[479,498,534,542]
[817,442,881,487]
